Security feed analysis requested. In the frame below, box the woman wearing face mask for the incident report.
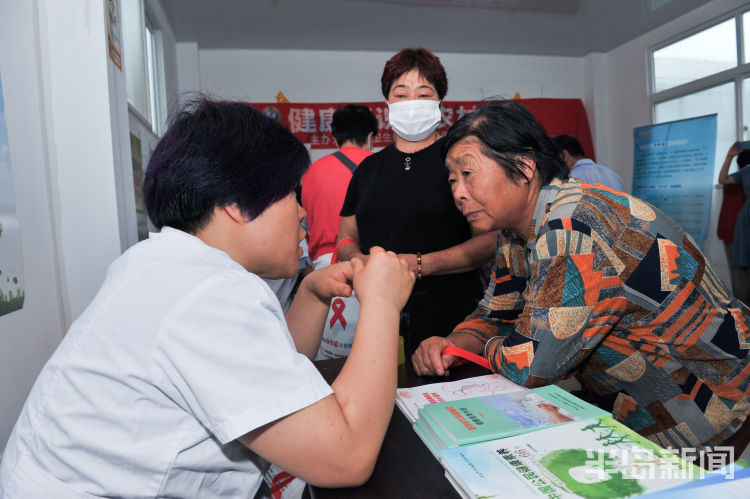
[337,48,497,358]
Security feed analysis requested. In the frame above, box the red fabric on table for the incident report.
[443,345,491,370]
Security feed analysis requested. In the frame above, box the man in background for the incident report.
[301,104,378,268]
[554,134,625,192]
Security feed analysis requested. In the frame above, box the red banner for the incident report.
[249,98,595,160]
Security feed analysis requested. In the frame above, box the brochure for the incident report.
[419,384,609,449]
[396,373,526,423]
[440,416,701,499]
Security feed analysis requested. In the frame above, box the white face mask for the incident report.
[387,99,441,142]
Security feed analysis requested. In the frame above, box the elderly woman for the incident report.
[413,100,750,455]
[337,48,496,357]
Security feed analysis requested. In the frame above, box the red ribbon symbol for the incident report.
[329,298,347,329]
[270,471,295,499]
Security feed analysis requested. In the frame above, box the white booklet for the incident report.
[396,373,526,423]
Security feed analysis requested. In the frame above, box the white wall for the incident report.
[176,41,201,97]
[109,13,139,252]
[183,48,585,103]
[37,0,124,320]
[582,52,611,159]
[0,0,128,448]
[0,0,66,447]
[180,47,585,162]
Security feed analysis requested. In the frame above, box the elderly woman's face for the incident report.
[387,69,438,103]
[446,139,537,238]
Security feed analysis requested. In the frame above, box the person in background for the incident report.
[337,48,497,357]
[413,100,750,457]
[719,141,750,304]
[554,134,625,192]
[302,104,377,269]
[0,98,415,498]
[716,156,748,303]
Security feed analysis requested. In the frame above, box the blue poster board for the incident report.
[0,73,25,316]
[632,114,717,246]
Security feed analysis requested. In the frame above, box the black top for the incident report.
[341,138,471,253]
[340,138,483,355]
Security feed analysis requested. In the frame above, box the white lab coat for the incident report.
[0,228,332,498]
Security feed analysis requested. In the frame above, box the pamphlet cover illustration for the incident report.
[397,373,526,422]
[420,384,609,446]
[441,416,700,499]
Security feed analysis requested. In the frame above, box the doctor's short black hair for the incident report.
[143,97,309,234]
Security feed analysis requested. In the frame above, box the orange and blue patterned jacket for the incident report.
[454,177,750,450]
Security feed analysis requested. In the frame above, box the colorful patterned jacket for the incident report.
[454,177,750,450]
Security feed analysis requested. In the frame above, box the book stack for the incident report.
[395,373,526,423]
[414,384,609,458]
[440,416,701,498]
[397,376,748,498]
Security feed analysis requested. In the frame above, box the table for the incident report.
[309,358,489,498]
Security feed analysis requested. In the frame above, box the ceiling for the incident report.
[157,0,711,57]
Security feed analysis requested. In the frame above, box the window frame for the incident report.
[143,9,166,135]
[122,0,166,136]
[649,8,750,145]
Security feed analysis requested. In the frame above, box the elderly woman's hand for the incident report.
[411,336,459,376]
[398,253,418,274]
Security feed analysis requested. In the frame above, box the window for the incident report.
[650,8,750,179]
[653,19,736,93]
[654,83,737,177]
[122,0,165,135]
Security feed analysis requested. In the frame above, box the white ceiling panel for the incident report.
[156,0,713,56]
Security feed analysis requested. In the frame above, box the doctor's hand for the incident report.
[351,246,414,314]
[302,261,354,305]
[411,336,458,377]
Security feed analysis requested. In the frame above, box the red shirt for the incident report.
[718,183,747,242]
[301,147,373,262]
